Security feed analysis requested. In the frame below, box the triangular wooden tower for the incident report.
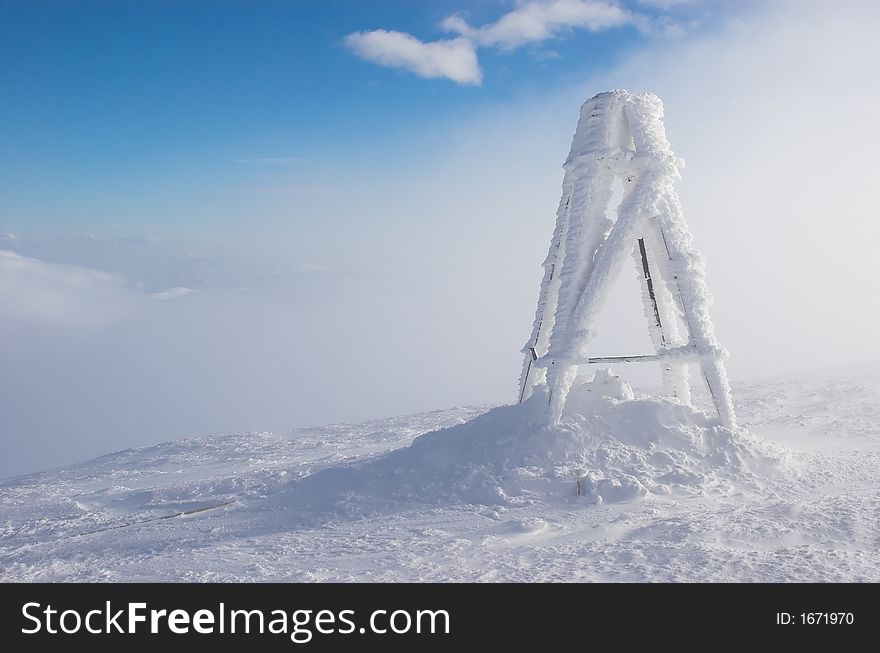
[518,90,736,428]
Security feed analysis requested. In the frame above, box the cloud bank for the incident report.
[0,250,135,327]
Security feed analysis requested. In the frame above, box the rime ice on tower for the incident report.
[518,90,736,428]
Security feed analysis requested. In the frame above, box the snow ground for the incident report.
[1,368,879,582]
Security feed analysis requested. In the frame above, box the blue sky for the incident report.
[2,1,879,478]
[0,1,724,234]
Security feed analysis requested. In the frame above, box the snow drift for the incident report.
[4,369,878,582]
[278,370,784,520]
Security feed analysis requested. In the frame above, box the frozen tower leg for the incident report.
[518,90,736,428]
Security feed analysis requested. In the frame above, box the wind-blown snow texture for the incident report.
[276,370,778,520]
[2,367,878,582]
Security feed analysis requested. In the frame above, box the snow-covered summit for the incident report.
[2,369,879,582]
[277,370,783,520]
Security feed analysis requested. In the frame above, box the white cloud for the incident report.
[443,0,634,50]
[149,286,195,301]
[636,0,697,9]
[344,1,637,84]
[343,30,482,85]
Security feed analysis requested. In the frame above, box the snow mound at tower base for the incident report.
[278,372,785,519]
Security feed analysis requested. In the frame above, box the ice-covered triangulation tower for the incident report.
[518,90,736,428]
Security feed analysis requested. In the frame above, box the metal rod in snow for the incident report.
[584,354,663,364]
[652,216,735,428]
[638,237,667,346]
[517,192,572,404]
[517,348,538,404]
